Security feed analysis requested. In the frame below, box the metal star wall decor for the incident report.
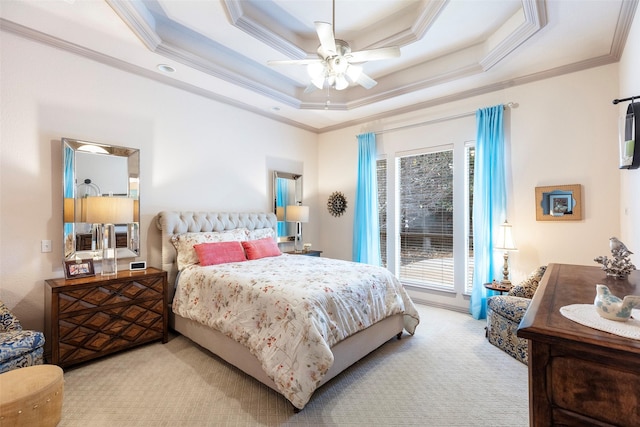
[327,191,347,217]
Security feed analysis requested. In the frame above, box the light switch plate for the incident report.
[41,240,52,253]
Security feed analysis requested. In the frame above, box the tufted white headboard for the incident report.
[156,211,277,286]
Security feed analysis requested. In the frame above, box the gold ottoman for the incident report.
[0,365,64,427]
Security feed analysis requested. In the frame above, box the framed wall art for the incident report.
[535,184,582,221]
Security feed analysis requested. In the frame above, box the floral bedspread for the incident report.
[172,254,420,409]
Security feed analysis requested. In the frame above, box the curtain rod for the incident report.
[612,95,640,105]
[374,102,517,135]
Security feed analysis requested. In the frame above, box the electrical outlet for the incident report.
[41,240,52,253]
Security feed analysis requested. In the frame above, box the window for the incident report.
[377,159,387,268]
[379,142,475,292]
[397,148,455,289]
[465,145,475,293]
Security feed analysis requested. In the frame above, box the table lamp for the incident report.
[286,205,309,253]
[84,196,134,275]
[495,220,518,287]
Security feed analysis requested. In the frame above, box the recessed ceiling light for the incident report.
[157,64,176,73]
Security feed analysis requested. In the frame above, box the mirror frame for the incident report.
[273,171,302,243]
[63,137,140,260]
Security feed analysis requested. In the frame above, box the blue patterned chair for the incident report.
[0,300,45,373]
[486,266,547,364]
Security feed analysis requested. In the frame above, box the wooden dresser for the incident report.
[45,267,168,368]
[518,263,640,427]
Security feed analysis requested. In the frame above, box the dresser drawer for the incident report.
[58,276,164,315]
[45,268,168,367]
[551,355,640,426]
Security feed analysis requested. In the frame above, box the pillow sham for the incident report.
[194,241,246,266]
[171,228,248,270]
[246,227,276,241]
[242,237,282,260]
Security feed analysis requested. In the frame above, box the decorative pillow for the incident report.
[194,241,246,266]
[508,265,547,299]
[171,228,248,270]
[242,238,282,260]
[246,227,276,241]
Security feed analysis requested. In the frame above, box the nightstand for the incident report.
[484,281,511,295]
[44,267,168,368]
[285,250,323,257]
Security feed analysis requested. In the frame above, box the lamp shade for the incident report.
[276,206,285,221]
[286,205,309,223]
[83,196,134,224]
[63,198,75,223]
[495,221,518,251]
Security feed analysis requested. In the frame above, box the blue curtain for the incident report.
[275,178,288,236]
[470,105,506,319]
[64,145,74,236]
[352,132,381,265]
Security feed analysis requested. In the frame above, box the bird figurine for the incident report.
[610,237,633,255]
[594,284,640,321]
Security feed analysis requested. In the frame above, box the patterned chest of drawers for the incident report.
[45,268,168,368]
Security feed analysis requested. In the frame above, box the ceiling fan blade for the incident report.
[315,22,336,56]
[348,46,401,63]
[355,72,377,89]
[268,59,324,66]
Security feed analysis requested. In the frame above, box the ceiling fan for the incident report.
[267,1,400,92]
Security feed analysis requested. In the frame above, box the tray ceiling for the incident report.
[1,0,637,132]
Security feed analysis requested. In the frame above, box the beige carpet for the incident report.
[59,304,528,426]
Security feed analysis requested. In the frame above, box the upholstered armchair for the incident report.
[486,266,547,364]
[0,300,45,373]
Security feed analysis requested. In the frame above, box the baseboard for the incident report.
[411,297,470,314]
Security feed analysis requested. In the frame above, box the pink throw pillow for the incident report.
[194,241,247,266]
[242,238,281,260]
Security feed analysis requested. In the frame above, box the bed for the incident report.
[156,211,420,410]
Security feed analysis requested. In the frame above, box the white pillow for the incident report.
[171,228,248,270]
[246,227,276,241]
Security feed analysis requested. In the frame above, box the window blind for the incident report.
[377,159,388,268]
[466,145,475,293]
[398,149,454,289]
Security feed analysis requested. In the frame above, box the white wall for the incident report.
[0,32,319,330]
[318,64,621,311]
[619,9,640,260]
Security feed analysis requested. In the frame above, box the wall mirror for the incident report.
[63,137,140,260]
[273,171,302,243]
[535,184,582,221]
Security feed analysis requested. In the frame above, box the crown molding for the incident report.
[610,0,639,59]
[106,0,162,50]
[316,53,621,133]
[223,0,307,59]
[479,0,547,71]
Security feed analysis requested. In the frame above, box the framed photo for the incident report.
[64,258,96,279]
[549,194,572,216]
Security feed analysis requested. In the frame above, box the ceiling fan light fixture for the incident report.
[267,3,400,96]
[311,75,326,89]
[331,57,349,74]
[345,64,362,82]
[307,62,325,79]
[334,74,349,90]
